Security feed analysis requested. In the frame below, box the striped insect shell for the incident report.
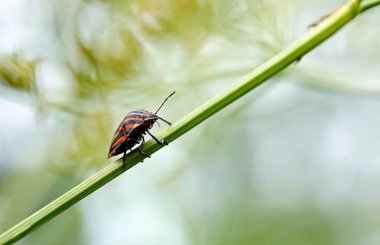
[108,110,159,158]
[108,91,175,165]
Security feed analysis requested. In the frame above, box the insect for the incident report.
[108,92,175,167]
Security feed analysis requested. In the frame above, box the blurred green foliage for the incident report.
[0,54,37,93]
[1,0,380,244]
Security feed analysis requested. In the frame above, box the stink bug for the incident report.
[108,92,175,167]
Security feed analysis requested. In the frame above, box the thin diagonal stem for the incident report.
[359,0,380,12]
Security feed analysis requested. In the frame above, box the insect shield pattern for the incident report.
[108,92,175,167]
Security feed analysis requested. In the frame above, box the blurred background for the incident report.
[1,0,380,244]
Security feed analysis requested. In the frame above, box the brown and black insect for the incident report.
[108,92,175,167]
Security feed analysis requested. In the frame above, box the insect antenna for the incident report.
[155,91,176,114]
[157,116,171,125]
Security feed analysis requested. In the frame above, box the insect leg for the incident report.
[122,150,127,168]
[129,138,140,144]
[121,138,140,168]
[121,128,128,168]
[120,127,139,168]
[138,137,151,158]
[147,130,168,145]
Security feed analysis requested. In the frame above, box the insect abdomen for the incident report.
[108,111,151,158]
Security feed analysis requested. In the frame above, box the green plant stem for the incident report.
[1,0,378,244]
[359,0,380,12]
